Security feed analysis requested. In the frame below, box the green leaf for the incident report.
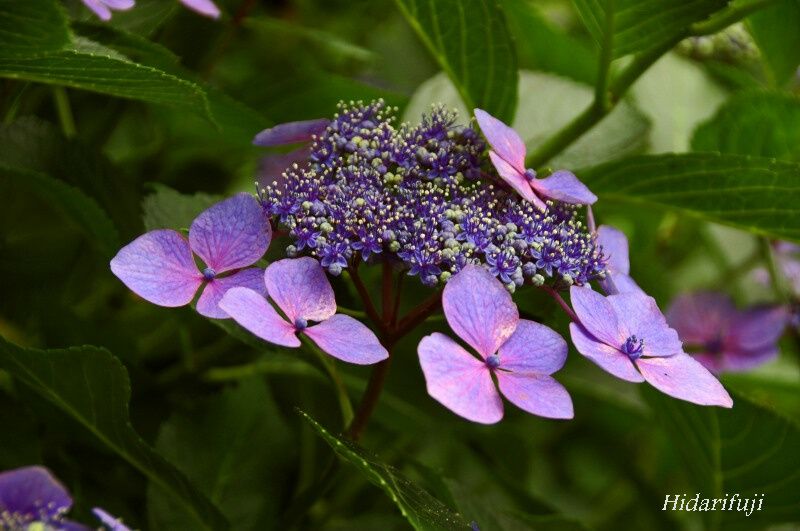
[692,91,800,162]
[149,378,293,530]
[405,70,650,169]
[0,49,212,118]
[645,388,800,530]
[0,0,72,58]
[581,153,800,242]
[394,0,518,122]
[746,0,800,87]
[0,166,120,257]
[299,410,471,531]
[142,183,223,231]
[572,0,729,58]
[499,0,597,85]
[0,335,229,531]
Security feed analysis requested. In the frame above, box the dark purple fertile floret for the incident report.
[258,100,604,289]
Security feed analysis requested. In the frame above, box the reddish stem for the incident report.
[541,286,579,323]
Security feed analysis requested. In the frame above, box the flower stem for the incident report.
[348,258,388,336]
[52,87,76,138]
[346,353,392,441]
[541,286,580,323]
[301,336,354,427]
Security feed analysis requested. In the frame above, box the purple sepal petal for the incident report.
[608,293,682,357]
[93,507,132,531]
[597,225,629,275]
[189,193,271,273]
[218,287,300,347]
[442,265,519,358]
[102,0,135,7]
[264,257,336,323]
[497,320,567,375]
[569,286,622,347]
[253,119,330,146]
[304,314,388,365]
[418,333,503,424]
[488,151,537,204]
[666,292,736,346]
[257,147,312,193]
[636,353,733,408]
[474,109,526,173]
[495,372,574,419]
[701,346,779,373]
[82,0,112,20]
[196,267,266,319]
[728,305,788,352]
[0,466,72,519]
[569,323,644,383]
[110,230,202,308]
[532,170,597,205]
[178,0,220,18]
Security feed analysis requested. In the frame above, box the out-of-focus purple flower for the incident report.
[0,466,128,530]
[81,0,135,21]
[568,286,732,407]
[473,109,597,211]
[754,241,800,298]
[253,119,330,147]
[254,119,330,196]
[219,257,389,364]
[418,265,573,424]
[596,225,643,295]
[666,292,788,373]
[178,0,220,18]
[110,193,271,319]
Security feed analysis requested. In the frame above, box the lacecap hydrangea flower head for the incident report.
[111,100,739,431]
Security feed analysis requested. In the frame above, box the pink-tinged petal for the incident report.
[569,323,644,383]
[102,0,135,8]
[727,305,788,352]
[474,109,526,173]
[721,346,779,372]
[264,257,336,323]
[418,333,503,424]
[253,119,329,146]
[82,0,112,20]
[636,353,733,408]
[488,151,538,205]
[110,230,202,307]
[531,170,597,205]
[189,193,271,273]
[608,293,682,357]
[497,320,567,375]
[196,267,266,319]
[666,292,735,346]
[597,225,629,275]
[496,372,573,419]
[304,314,388,365]
[442,265,519,358]
[569,286,623,346]
[178,0,220,18]
[218,287,299,347]
[0,466,72,518]
[93,508,132,531]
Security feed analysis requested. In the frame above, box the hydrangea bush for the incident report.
[1,0,799,529]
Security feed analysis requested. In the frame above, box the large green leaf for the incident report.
[405,70,650,169]
[0,335,229,531]
[142,183,223,231]
[394,0,518,122]
[149,378,293,530]
[572,0,729,58]
[645,388,800,530]
[0,0,72,58]
[300,410,471,531]
[692,92,800,162]
[746,0,800,87]
[581,153,800,242]
[0,166,119,257]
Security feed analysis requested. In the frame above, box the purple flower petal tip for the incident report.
[93,507,132,531]
[253,119,330,147]
[304,314,388,364]
[533,170,597,205]
[179,0,221,18]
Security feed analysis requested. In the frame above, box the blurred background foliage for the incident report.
[0,0,799,530]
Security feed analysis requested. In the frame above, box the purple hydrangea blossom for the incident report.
[258,101,605,290]
[219,257,389,365]
[473,109,597,211]
[666,292,788,373]
[110,193,271,319]
[0,466,129,530]
[595,225,643,295]
[568,286,733,407]
[81,0,135,21]
[417,265,573,424]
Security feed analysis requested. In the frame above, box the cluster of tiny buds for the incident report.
[259,100,605,291]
